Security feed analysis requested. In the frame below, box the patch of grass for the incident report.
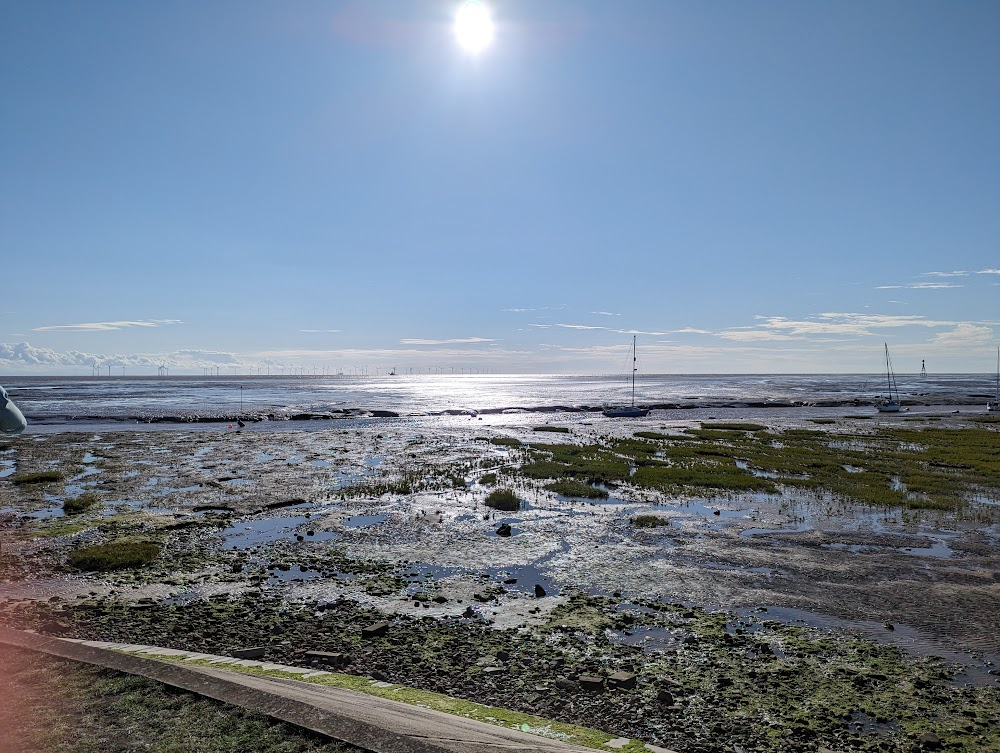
[544,480,609,499]
[484,488,521,512]
[632,514,669,528]
[701,422,766,431]
[63,492,101,515]
[479,472,497,485]
[489,437,522,447]
[532,425,570,433]
[67,540,161,572]
[809,418,837,425]
[12,471,64,485]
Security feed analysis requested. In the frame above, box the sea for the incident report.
[2,373,996,427]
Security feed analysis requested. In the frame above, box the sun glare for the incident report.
[454,0,494,54]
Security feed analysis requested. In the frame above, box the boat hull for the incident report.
[603,407,649,418]
[876,402,901,413]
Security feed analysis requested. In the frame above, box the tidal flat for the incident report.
[1,410,999,752]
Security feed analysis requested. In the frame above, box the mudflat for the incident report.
[2,409,998,752]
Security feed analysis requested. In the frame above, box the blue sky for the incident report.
[2,0,998,374]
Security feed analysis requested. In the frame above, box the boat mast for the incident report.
[632,335,637,407]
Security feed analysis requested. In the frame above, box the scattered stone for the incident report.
[231,647,266,659]
[361,622,389,639]
[555,678,579,692]
[495,523,512,537]
[607,671,637,690]
[578,674,605,692]
[533,584,546,597]
[919,731,942,750]
[304,651,349,667]
[656,689,675,705]
[884,621,895,631]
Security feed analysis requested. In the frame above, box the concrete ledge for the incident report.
[0,626,619,753]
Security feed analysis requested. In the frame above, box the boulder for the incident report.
[534,584,547,597]
[496,523,512,537]
[231,647,266,659]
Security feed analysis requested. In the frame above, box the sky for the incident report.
[1,0,998,375]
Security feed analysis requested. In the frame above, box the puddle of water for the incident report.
[253,452,276,463]
[821,536,953,559]
[224,477,255,487]
[740,522,813,538]
[843,465,863,473]
[194,447,212,458]
[890,476,906,492]
[343,513,388,528]
[0,459,15,478]
[735,605,1000,687]
[310,459,331,468]
[222,515,341,549]
[363,456,384,468]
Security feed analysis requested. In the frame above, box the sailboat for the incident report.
[988,347,1000,412]
[603,336,649,418]
[876,343,901,413]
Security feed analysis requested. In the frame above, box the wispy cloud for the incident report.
[977,268,1000,275]
[300,329,341,333]
[33,319,183,332]
[590,311,620,317]
[399,337,498,345]
[928,323,994,347]
[530,323,666,335]
[875,282,963,290]
[922,270,969,278]
[671,327,712,334]
[503,305,566,313]
[718,312,972,341]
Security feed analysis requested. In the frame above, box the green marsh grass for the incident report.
[63,492,101,515]
[544,480,609,499]
[67,540,161,571]
[12,471,64,485]
[484,488,521,512]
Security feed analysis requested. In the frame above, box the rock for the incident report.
[555,678,579,692]
[482,666,505,676]
[496,523,512,537]
[361,621,389,639]
[534,584,546,597]
[462,606,475,618]
[432,595,448,604]
[503,578,517,584]
[883,621,895,631]
[607,671,637,689]
[304,650,349,667]
[231,647,266,659]
[578,674,605,692]
[656,689,675,705]
[919,731,942,750]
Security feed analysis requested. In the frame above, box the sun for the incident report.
[454,0,494,54]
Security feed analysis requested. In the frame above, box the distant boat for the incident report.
[876,343,901,413]
[988,347,1000,413]
[603,336,649,418]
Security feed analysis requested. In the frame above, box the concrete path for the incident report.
[0,627,676,753]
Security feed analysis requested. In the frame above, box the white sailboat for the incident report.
[876,342,901,413]
[988,347,1000,413]
[603,336,649,418]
